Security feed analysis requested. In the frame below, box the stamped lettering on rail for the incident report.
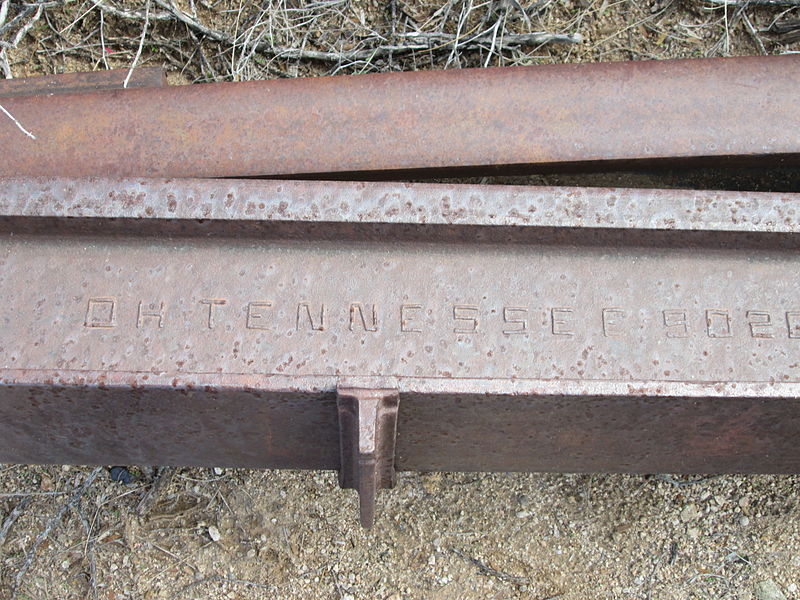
[82,297,800,341]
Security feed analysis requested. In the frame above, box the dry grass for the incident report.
[1,0,799,83]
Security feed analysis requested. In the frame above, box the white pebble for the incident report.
[740,516,750,527]
[208,525,221,542]
[680,504,700,523]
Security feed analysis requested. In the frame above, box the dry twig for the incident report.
[123,0,150,87]
[11,467,102,600]
[0,101,36,138]
[0,496,32,547]
[136,466,176,517]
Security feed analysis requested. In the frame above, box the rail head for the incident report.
[1,56,799,179]
[1,176,799,233]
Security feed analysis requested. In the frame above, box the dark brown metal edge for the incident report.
[337,388,399,527]
[1,373,799,475]
[0,68,167,98]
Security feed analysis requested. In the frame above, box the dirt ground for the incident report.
[2,1,800,599]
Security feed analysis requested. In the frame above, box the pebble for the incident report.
[516,510,531,519]
[754,579,787,600]
[680,504,700,523]
[213,467,224,475]
[207,525,221,542]
[109,466,134,484]
[740,516,750,527]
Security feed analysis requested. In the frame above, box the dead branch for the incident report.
[95,0,581,66]
[450,548,531,585]
[0,496,32,547]
[123,0,149,87]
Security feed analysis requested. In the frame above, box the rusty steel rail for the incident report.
[1,176,800,525]
[1,56,799,179]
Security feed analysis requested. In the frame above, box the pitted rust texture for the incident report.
[3,176,800,233]
[1,56,799,179]
[1,177,800,524]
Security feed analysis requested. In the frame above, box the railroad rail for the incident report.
[1,56,799,179]
[1,176,799,525]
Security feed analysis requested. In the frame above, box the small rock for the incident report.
[39,474,54,492]
[428,554,436,566]
[207,525,221,542]
[754,579,787,600]
[342,595,355,600]
[740,516,750,527]
[687,527,700,540]
[680,504,700,522]
[109,466,134,484]
[516,510,531,519]
[213,467,224,475]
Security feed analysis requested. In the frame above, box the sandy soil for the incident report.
[1,1,800,598]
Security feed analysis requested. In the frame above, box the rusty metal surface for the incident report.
[3,176,800,233]
[337,388,399,528]
[1,177,800,481]
[1,56,799,179]
[0,68,166,98]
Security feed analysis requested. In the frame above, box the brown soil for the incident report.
[1,1,799,599]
